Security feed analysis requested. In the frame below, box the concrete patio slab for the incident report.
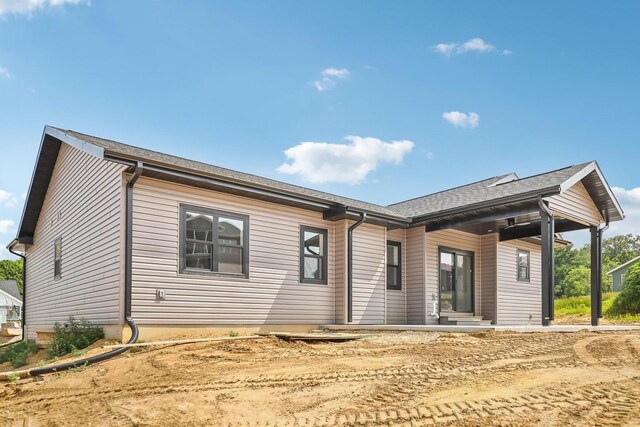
[321,324,640,333]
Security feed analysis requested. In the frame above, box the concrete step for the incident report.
[440,315,484,322]
[440,312,475,318]
[453,320,493,326]
[439,315,493,326]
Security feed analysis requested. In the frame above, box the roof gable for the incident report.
[386,162,598,219]
[0,280,21,302]
[607,255,640,275]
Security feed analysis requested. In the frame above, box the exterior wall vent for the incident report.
[489,173,519,187]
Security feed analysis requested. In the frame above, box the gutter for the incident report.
[103,154,410,227]
[347,212,367,323]
[2,163,142,379]
[412,187,562,226]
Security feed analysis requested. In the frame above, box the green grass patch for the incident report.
[0,340,39,368]
[554,293,618,316]
[555,291,640,323]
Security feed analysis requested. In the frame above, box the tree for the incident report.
[602,234,640,266]
[0,259,23,294]
[558,265,591,298]
[554,233,640,298]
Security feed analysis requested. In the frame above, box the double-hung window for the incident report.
[53,237,62,280]
[387,241,401,290]
[180,205,249,277]
[300,226,327,284]
[517,249,530,282]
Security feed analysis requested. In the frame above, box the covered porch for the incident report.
[409,162,624,327]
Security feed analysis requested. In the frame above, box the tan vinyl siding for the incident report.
[25,144,126,339]
[480,233,498,323]
[334,220,347,324]
[546,181,603,226]
[350,223,386,324]
[496,239,542,325]
[131,177,335,325]
[406,227,425,324]
[425,229,482,322]
[386,228,407,324]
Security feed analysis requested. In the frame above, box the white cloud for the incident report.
[608,186,640,237]
[432,38,510,57]
[0,0,86,16]
[278,136,414,184]
[0,67,10,78]
[313,67,350,91]
[0,189,18,208]
[565,186,640,247]
[442,111,480,129]
[0,219,14,234]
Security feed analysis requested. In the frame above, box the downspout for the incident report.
[17,163,143,378]
[597,214,610,319]
[6,241,26,345]
[537,196,555,323]
[347,212,366,323]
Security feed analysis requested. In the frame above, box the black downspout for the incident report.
[347,212,367,323]
[125,162,143,322]
[28,163,143,376]
[8,245,26,343]
[538,197,554,326]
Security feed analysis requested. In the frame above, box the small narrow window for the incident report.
[387,241,402,290]
[180,205,249,277]
[54,237,62,279]
[517,249,530,282]
[300,226,328,284]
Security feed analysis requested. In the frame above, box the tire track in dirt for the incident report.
[0,354,587,411]
[216,379,640,426]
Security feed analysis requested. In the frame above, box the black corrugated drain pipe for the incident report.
[347,212,367,323]
[3,163,143,379]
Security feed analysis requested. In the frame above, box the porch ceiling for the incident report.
[422,198,590,242]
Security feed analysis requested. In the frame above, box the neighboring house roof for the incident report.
[10,125,625,244]
[386,161,620,221]
[0,280,22,304]
[606,255,640,275]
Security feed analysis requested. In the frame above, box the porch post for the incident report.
[590,226,602,326]
[540,205,554,326]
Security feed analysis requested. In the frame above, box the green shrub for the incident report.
[228,330,239,337]
[608,264,640,316]
[0,339,39,368]
[47,317,104,359]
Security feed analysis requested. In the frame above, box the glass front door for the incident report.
[439,249,474,313]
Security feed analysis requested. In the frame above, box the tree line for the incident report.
[555,233,640,298]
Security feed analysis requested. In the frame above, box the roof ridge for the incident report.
[499,161,594,186]
[61,128,404,216]
[387,174,508,207]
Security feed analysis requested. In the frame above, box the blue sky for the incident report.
[1,1,639,257]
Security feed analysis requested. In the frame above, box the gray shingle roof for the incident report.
[0,280,21,301]
[57,128,408,220]
[387,162,594,218]
[49,128,603,223]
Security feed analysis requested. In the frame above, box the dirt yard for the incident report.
[1,330,639,426]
